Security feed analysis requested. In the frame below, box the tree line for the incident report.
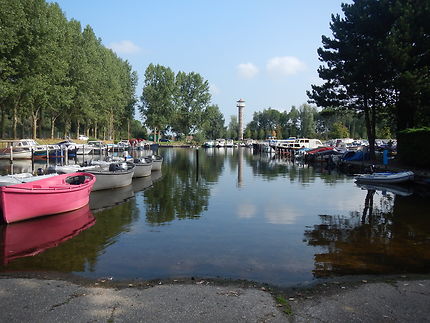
[0,0,137,140]
[241,104,369,140]
[139,63,225,142]
[308,0,430,159]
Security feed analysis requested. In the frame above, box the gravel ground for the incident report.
[0,276,429,322]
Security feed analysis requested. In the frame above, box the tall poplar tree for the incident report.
[140,64,175,142]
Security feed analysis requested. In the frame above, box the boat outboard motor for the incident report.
[109,163,119,171]
[46,166,57,174]
[134,158,141,164]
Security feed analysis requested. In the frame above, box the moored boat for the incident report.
[0,172,95,224]
[133,157,153,178]
[150,155,163,171]
[86,162,135,191]
[202,141,214,148]
[0,173,58,187]
[0,139,43,159]
[355,171,414,184]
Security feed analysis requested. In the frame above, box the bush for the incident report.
[397,127,430,168]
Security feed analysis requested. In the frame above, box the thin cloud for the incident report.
[210,83,220,95]
[236,203,257,219]
[237,62,259,79]
[266,56,306,77]
[109,40,141,54]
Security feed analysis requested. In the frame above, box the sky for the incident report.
[49,0,351,124]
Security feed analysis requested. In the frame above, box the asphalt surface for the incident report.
[0,277,429,322]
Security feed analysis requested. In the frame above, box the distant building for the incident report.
[236,99,245,140]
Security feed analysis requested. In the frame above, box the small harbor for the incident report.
[1,146,429,287]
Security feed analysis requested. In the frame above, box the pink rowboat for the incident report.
[0,172,96,224]
[1,204,95,264]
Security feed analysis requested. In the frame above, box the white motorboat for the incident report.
[203,141,214,148]
[54,164,97,174]
[76,141,107,155]
[215,139,225,148]
[151,155,163,171]
[0,139,44,159]
[133,157,153,178]
[55,140,79,156]
[355,171,414,184]
[86,162,135,191]
[225,139,234,148]
[0,172,58,187]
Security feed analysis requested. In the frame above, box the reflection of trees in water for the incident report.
[144,149,224,224]
[1,202,138,271]
[248,154,351,185]
[304,191,430,277]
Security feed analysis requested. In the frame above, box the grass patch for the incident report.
[275,295,293,315]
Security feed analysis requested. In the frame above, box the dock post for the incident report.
[9,145,13,164]
[46,145,49,167]
[9,146,13,174]
[195,147,199,182]
[31,147,35,173]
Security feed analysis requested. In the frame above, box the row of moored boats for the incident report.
[0,155,163,224]
[0,139,158,160]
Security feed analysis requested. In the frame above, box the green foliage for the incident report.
[307,0,430,159]
[0,0,137,140]
[377,126,392,139]
[129,119,147,139]
[275,296,293,315]
[226,115,238,140]
[201,104,225,139]
[172,71,211,137]
[139,63,175,138]
[330,122,350,139]
[397,127,430,167]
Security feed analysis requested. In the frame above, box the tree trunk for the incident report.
[12,104,18,139]
[50,116,57,139]
[32,113,38,139]
[63,118,70,139]
[94,121,98,139]
[363,99,375,161]
[127,119,130,139]
[76,120,80,139]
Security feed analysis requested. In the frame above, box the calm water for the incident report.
[1,148,429,287]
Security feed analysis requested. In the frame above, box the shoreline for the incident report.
[0,272,429,322]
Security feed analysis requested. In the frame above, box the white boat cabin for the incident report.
[289,138,323,149]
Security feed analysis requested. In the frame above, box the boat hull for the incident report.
[355,171,414,184]
[0,151,32,159]
[88,166,135,191]
[150,155,163,171]
[0,173,95,224]
[133,163,152,178]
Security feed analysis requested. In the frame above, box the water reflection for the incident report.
[0,148,428,286]
[0,205,95,265]
[304,190,430,277]
[143,149,223,224]
[90,185,135,212]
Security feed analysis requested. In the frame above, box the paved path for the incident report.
[0,278,429,322]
